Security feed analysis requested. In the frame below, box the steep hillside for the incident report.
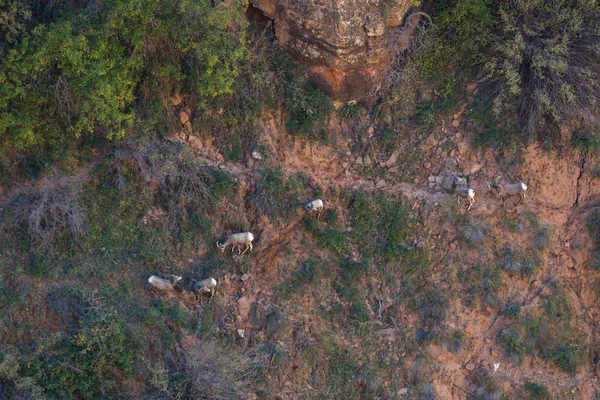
[2,0,600,399]
[2,98,600,398]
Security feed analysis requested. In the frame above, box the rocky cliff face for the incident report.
[250,0,413,100]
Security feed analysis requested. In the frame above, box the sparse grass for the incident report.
[446,330,467,353]
[414,289,448,341]
[517,290,585,374]
[248,168,318,221]
[277,258,327,299]
[459,216,487,245]
[473,375,503,400]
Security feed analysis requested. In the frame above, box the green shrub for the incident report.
[499,329,525,363]
[572,131,600,153]
[315,229,346,255]
[285,82,332,141]
[489,0,600,137]
[504,299,521,318]
[341,259,369,284]
[523,382,550,399]
[43,304,134,399]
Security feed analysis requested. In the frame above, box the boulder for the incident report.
[249,0,413,100]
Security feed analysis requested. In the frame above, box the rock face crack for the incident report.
[574,155,586,207]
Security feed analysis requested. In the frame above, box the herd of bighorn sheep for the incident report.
[147,199,322,302]
[444,175,528,211]
[148,178,528,301]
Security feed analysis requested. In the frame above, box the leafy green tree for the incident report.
[0,0,247,150]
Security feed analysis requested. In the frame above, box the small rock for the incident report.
[450,149,456,157]
[428,182,436,188]
[238,296,252,319]
[485,338,491,344]
[364,155,372,165]
[241,273,251,281]
[376,179,386,189]
[559,233,568,240]
[465,359,477,372]
[435,176,443,185]
[367,125,375,135]
[356,156,363,164]
[491,349,498,358]
[428,175,436,183]
[237,329,245,338]
[426,136,439,148]
[465,324,474,335]
[179,111,190,125]
[251,150,263,160]
[188,135,202,149]
[398,388,409,396]
[423,162,431,169]
[169,92,184,106]
[452,119,460,128]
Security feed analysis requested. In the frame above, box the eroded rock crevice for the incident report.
[574,155,586,207]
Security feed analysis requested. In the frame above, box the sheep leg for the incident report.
[209,289,214,303]
[456,195,461,205]
[317,210,321,219]
[231,245,235,254]
[516,194,523,206]
[467,198,473,211]
[241,244,248,255]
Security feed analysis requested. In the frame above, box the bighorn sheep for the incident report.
[193,277,217,303]
[305,199,324,218]
[148,275,182,291]
[216,232,254,254]
[454,186,476,211]
[440,173,475,211]
[488,182,528,206]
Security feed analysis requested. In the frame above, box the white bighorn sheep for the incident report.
[148,275,182,291]
[193,277,217,303]
[305,199,324,218]
[216,232,254,254]
[488,182,528,206]
[454,186,476,211]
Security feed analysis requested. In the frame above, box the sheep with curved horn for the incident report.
[193,277,217,303]
[216,232,254,254]
[488,181,528,206]
[148,275,182,291]
[305,199,324,218]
